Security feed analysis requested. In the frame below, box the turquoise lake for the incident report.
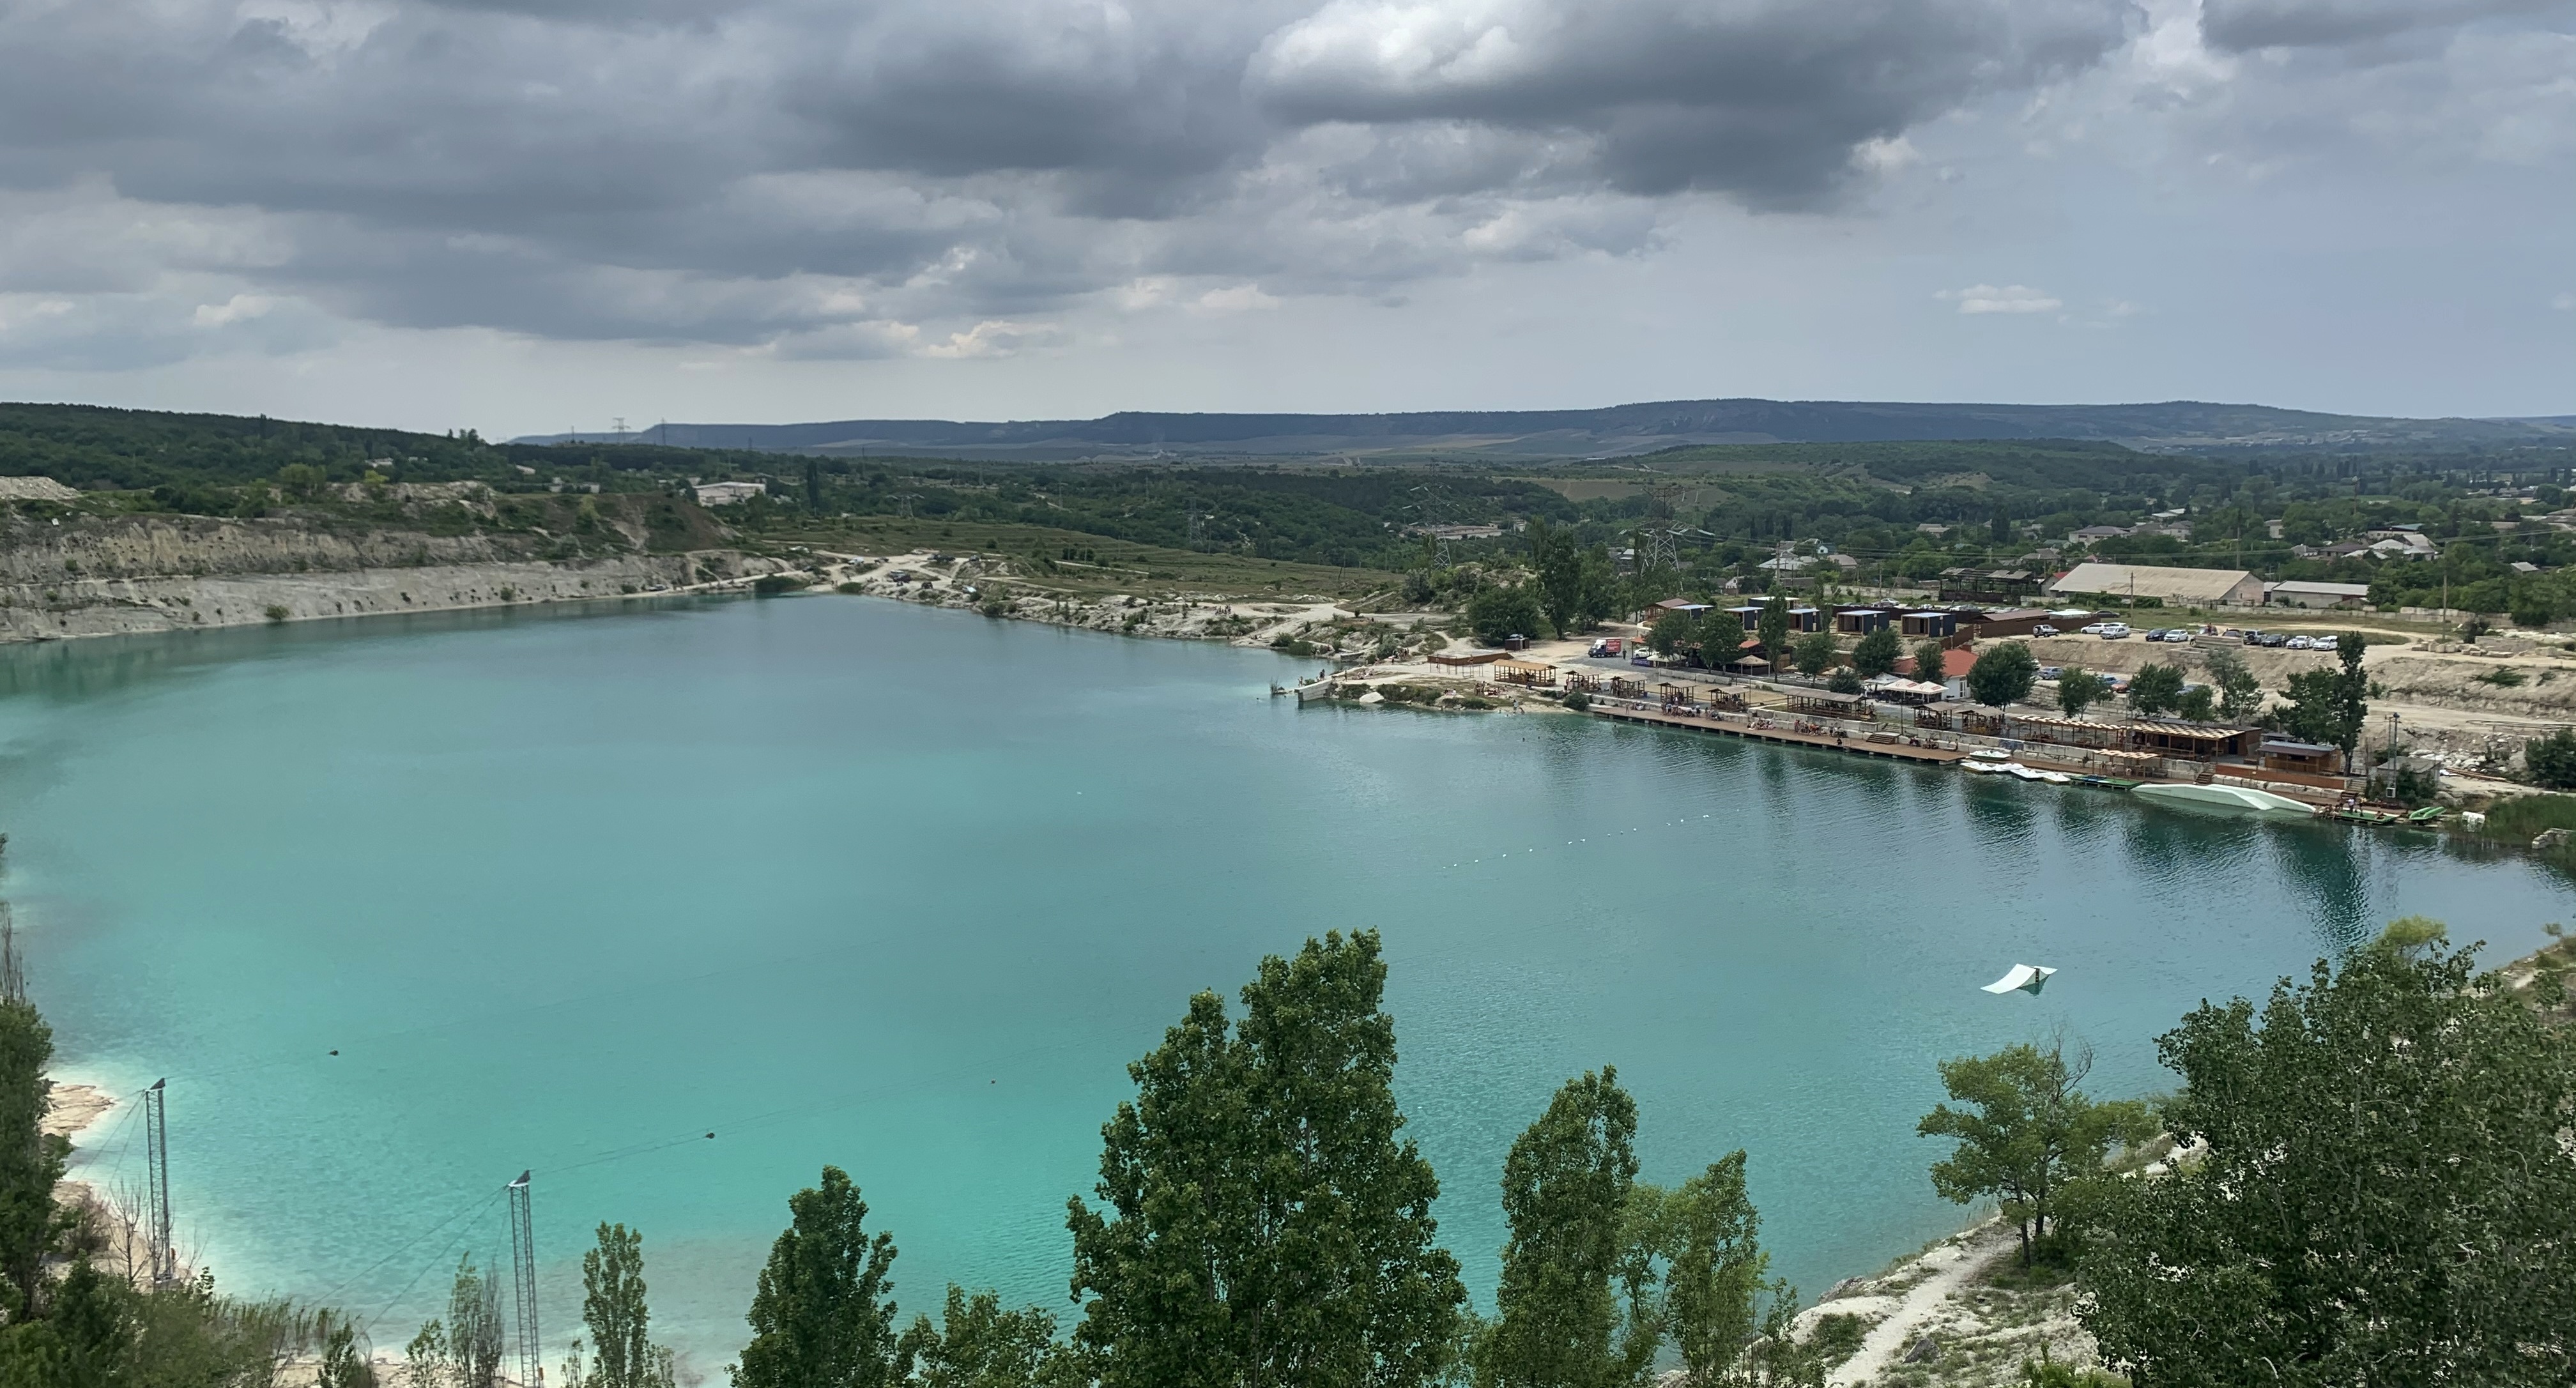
[1,595,2566,1377]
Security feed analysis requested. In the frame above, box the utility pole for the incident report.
[509,1172,541,1387]
[144,1079,174,1286]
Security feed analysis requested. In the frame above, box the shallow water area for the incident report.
[0,594,2563,1372]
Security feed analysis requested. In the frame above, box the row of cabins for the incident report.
[1650,600,2077,641]
[1765,688,2343,782]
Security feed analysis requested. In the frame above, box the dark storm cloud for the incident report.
[2199,0,2568,51]
[1249,0,2128,202]
[15,0,2549,356]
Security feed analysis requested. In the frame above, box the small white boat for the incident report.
[2034,769,2073,784]
[2133,783,2316,816]
[2004,763,2046,781]
[1963,749,2012,774]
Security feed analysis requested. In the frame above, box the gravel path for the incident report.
[1827,1222,2017,1387]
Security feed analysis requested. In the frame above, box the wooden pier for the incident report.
[1587,703,1971,764]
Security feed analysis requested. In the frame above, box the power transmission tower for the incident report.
[509,1172,540,1387]
[144,1079,174,1286]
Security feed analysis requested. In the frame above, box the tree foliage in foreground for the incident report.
[2079,921,2576,1385]
[567,1224,677,1388]
[1917,1040,2152,1268]
[1066,929,1466,1388]
[1479,1069,1650,1388]
[733,1166,903,1388]
[1478,1069,1816,1388]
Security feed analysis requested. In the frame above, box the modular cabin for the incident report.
[1836,608,1893,635]
[1901,611,1959,638]
[2257,738,2342,775]
[2128,719,2261,762]
[1786,607,1824,634]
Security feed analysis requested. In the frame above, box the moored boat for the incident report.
[2133,783,2318,817]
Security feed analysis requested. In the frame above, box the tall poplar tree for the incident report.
[0,996,66,1320]
[733,1166,903,1388]
[1067,930,1464,1388]
[574,1224,673,1388]
[1478,1069,1653,1388]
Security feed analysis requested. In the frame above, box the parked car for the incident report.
[2039,666,2063,681]
[2033,623,2059,637]
[2080,622,2109,635]
[2258,632,2290,647]
[2284,635,2313,650]
[2241,629,2264,644]
[2100,623,2133,639]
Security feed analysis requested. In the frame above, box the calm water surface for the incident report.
[0,596,2563,1373]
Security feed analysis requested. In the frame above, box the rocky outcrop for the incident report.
[0,503,780,643]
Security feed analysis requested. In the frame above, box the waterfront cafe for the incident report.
[2127,718,2262,761]
[1786,689,1874,719]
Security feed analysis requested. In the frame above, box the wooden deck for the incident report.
[1588,705,1971,764]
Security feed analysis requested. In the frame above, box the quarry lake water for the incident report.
[0,594,2566,1373]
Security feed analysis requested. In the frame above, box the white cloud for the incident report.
[1194,285,1281,313]
[1938,284,2063,314]
[2551,291,2575,311]
[193,294,277,327]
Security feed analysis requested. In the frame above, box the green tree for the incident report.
[571,1224,674,1388]
[733,1166,903,1388]
[1645,609,1700,659]
[1965,642,2039,711]
[0,999,68,1320]
[1756,600,1791,666]
[2204,647,2264,721]
[1529,520,1613,638]
[2524,728,2576,789]
[1850,627,1901,678]
[1791,630,1837,679]
[903,1286,1082,1388]
[2278,634,2368,766]
[407,1258,503,1388]
[1068,931,1464,1388]
[2126,663,2184,716]
[1653,1154,1772,1388]
[1466,586,1547,648]
[1913,639,1951,687]
[2079,922,2576,1384]
[2175,684,2216,722]
[1917,1039,2153,1267]
[1478,1069,1654,1388]
[2055,666,2104,719]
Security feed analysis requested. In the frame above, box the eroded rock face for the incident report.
[0,507,781,641]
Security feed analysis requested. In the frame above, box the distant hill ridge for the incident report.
[516,398,2575,459]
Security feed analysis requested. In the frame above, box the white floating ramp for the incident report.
[1982,964,2057,995]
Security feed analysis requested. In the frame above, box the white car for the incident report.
[2080,622,2109,636]
[2099,623,2132,639]
[2283,635,2312,650]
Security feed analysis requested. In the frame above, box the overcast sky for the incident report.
[0,0,2568,436]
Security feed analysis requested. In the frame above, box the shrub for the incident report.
[2525,729,2576,789]
[1561,690,1591,711]
[751,574,810,595]
[264,604,289,623]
